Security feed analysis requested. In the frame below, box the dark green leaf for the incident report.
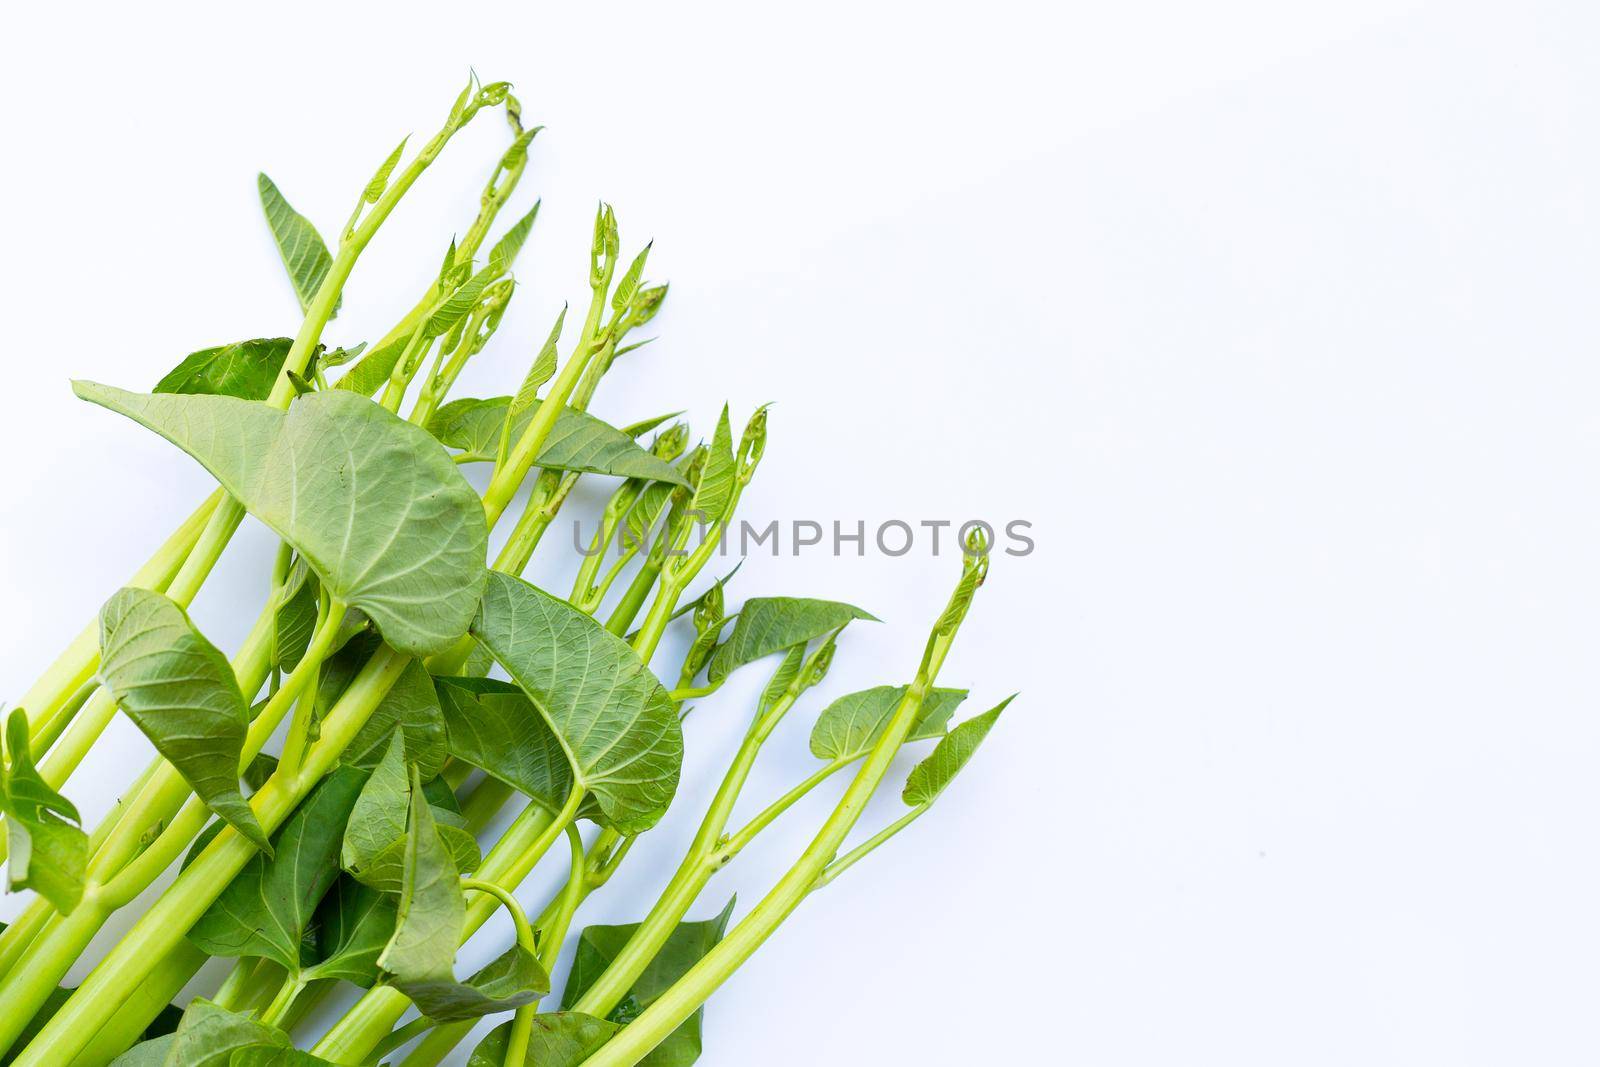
[0,710,86,913]
[378,772,463,981]
[74,385,489,658]
[467,1013,620,1067]
[154,339,295,402]
[902,697,1011,806]
[273,558,318,672]
[301,876,396,987]
[809,686,968,761]
[470,574,683,834]
[317,635,447,778]
[97,589,269,853]
[258,173,337,317]
[561,898,736,1066]
[706,598,877,684]
[341,734,476,892]
[435,677,575,816]
[187,766,366,971]
[398,943,548,1022]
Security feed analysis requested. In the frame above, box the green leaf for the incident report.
[561,898,736,1066]
[470,573,683,834]
[316,634,448,778]
[0,710,87,913]
[377,771,545,1021]
[378,771,464,981]
[902,697,1011,806]
[620,412,684,440]
[504,306,565,435]
[468,1013,621,1067]
[97,588,270,853]
[187,766,366,971]
[301,876,396,987]
[74,385,488,658]
[399,943,548,1022]
[258,173,337,317]
[610,243,651,314]
[688,406,736,523]
[489,200,542,273]
[435,677,575,815]
[154,339,295,402]
[425,264,498,340]
[272,558,318,672]
[428,396,689,486]
[757,645,807,716]
[363,137,408,204]
[341,734,476,892]
[809,686,969,762]
[332,333,410,397]
[706,597,877,684]
[159,999,292,1066]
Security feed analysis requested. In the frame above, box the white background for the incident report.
[3,1,1599,1063]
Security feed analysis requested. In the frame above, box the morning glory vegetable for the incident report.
[0,76,1012,1067]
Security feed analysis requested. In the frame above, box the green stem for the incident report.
[258,972,306,1029]
[279,600,348,776]
[14,488,221,742]
[578,559,983,1067]
[570,683,799,1020]
[715,759,850,862]
[812,805,929,891]
[10,647,411,1067]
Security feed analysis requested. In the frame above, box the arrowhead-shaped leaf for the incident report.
[902,697,1012,806]
[470,573,683,834]
[154,338,295,402]
[302,876,397,987]
[809,686,968,761]
[468,1013,621,1067]
[258,173,337,316]
[435,676,575,815]
[706,598,877,683]
[561,898,736,1065]
[187,766,366,970]
[74,385,488,658]
[97,588,271,853]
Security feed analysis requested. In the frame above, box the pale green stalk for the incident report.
[12,646,413,1066]
[13,488,222,743]
[579,550,987,1067]
[0,602,350,1056]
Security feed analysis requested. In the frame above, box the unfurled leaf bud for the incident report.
[738,405,770,483]
[631,283,669,327]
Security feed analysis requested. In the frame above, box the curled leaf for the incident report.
[97,588,270,853]
[1,709,87,914]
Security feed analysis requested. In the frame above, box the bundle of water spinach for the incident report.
[0,75,1014,1067]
